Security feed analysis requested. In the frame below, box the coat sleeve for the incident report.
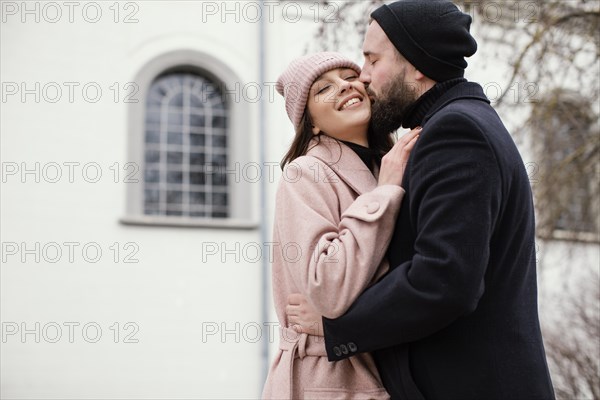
[275,155,405,319]
[322,112,503,360]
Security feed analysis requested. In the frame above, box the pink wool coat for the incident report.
[262,135,405,399]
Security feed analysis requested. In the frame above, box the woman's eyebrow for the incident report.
[311,76,331,90]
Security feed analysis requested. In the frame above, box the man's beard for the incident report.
[368,71,419,138]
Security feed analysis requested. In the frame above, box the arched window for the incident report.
[144,72,228,218]
[122,50,256,229]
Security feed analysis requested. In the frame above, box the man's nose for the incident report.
[359,66,370,85]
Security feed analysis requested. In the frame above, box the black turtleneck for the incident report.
[340,140,382,174]
[402,78,466,129]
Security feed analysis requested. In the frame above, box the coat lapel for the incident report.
[305,135,377,195]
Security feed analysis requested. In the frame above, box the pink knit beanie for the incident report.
[276,52,361,131]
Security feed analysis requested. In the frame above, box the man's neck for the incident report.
[416,80,436,99]
[402,78,466,129]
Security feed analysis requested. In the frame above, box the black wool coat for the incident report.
[322,81,555,400]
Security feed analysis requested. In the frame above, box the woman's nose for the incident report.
[338,79,352,94]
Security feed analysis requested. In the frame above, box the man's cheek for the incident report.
[365,87,377,102]
[371,73,385,92]
[371,83,384,99]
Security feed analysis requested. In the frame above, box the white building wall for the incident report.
[0,1,321,398]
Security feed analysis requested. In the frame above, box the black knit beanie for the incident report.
[371,0,477,82]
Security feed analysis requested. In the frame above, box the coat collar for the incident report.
[422,81,490,126]
[305,135,377,195]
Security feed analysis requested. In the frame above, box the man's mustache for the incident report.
[366,86,377,103]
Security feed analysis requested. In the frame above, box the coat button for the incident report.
[366,202,380,214]
[348,342,357,352]
[333,346,342,357]
[340,344,349,355]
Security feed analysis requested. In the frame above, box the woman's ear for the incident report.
[311,125,321,135]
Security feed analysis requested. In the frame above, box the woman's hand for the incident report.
[378,127,421,187]
[286,293,324,336]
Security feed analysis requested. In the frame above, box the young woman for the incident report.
[262,52,420,399]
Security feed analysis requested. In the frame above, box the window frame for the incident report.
[120,50,257,229]
[530,90,599,243]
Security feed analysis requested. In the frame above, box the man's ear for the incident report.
[414,69,436,92]
[414,69,426,81]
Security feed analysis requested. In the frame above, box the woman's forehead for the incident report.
[313,67,357,84]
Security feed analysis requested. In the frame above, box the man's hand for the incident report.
[286,293,324,336]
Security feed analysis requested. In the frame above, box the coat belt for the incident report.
[278,326,327,398]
